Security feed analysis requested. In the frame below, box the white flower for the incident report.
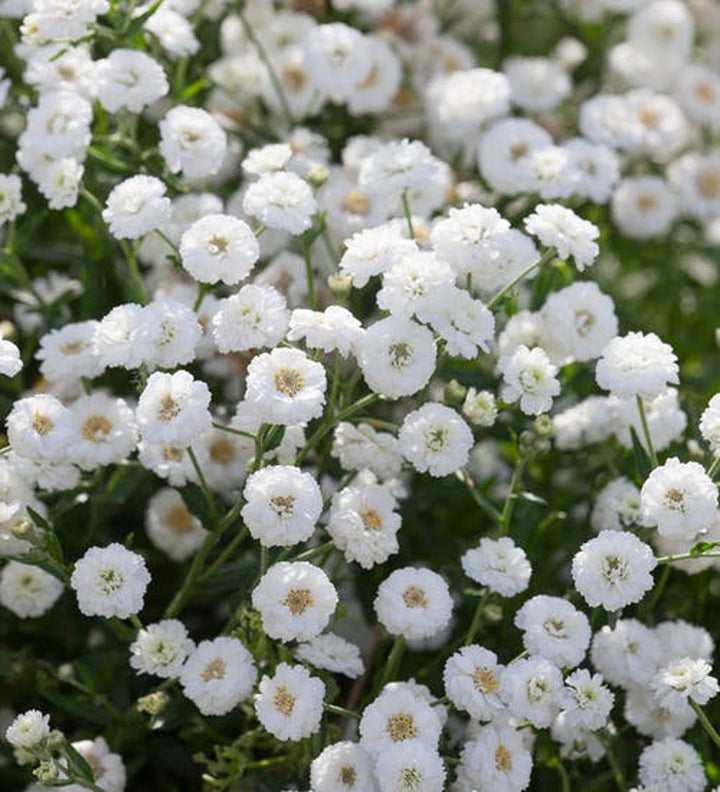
[625,684,696,740]
[180,213,259,285]
[145,487,207,562]
[254,662,325,741]
[0,562,63,618]
[93,304,161,370]
[302,22,372,103]
[245,347,326,426]
[66,393,138,470]
[136,370,212,446]
[591,477,642,533]
[421,286,495,359]
[326,479,401,569]
[286,306,362,357]
[700,394,720,452]
[242,465,322,548]
[640,458,718,540]
[376,250,455,320]
[572,529,657,611]
[310,741,376,792]
[560,669,614,731]
[70,543,150,619]
[180,636,256,716]
[505,55,570,112]
[130,619,195,678]
[102,175,172,240]
[252,561,338,642]
[515,595,591,668]
[359,682,443,758]
[398,403,473,478]
[0,173,26,227]
[212,284,289,353]
[596,332,679,400]
[358,316,436,400]
[144,297,202,371]
[499,344,560,416]
[339,222,417,288]
[5,710,50,750]
[430,203,511,280]
[60,736,126,792]
[295,633,364,679]
[375,744,446,792]
[456,722,533,792]
[461,536,531,597]
[331,422,403,481]
[443,645,506,721]
[638,738,706,792]
[243,171,317,235]
[159,105,227,181]
[501,655,563,727]
[242,143,293,176]
[94,49,168,112]
[540,282,618,364]
[36,320,103,382]
[651,657,719,713]
[479,117,552,196]
[462,388,497,427]
[6,393,74,462]
[611,175,677,240]
[524,204,599,270]
[358,138,442,198]
[591,619,663,689]
[0,339,21,378]
[374,567,453,641]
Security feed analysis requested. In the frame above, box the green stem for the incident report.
[487,248,555,310]
[286,540,335,564]
[295,393,380,465]
[465,589,490,644]
[401,189,415,240]
[193,282,210,312]
[645,564,671,614]
[301,232,316,310]
[599,732,627,792]
[378,636,405,688]
[188,446,217,526]
[656,551,720,564]
[129,614,143,632]
[154,227,179,255]
[690,699,720,748]
[118,239,147,306]
[259,545,269,578]
[499,456,526,536]
[163,529,218,618]
[556,760,571,792]
[198,527,248,583]
[635,395,659,469]
[457,469,501,524]
[708,454,720,479]
[324,703,360,720]
[211,422,256,440]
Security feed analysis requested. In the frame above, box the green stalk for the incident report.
[690,699,720,748]
[401,189,415,239]
[487,248,555,310]
[635,395,659,468]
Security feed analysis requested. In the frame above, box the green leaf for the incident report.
[690,540,720,557]
[122,0,163,37]
[629,426,651,481]
[180,482,217,529]
[64,740,99,783]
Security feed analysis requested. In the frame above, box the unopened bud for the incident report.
[34,760,59,784]
[10,517,33,540]
[533,415,554,439]
[327,274,352,299]
[307,163,329,190]
[444,379,467,407]
[137,691,170,717]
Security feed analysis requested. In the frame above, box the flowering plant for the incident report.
[2,1,720,790]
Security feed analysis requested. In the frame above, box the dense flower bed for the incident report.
[2,0,720,790]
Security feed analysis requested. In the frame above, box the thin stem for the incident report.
[188,446,217,526]
[211,422,256,440]
[636,395,659,469]
[192,282,210,312]
[465,589,490,644]
[302,232,316,310]
[129,614,143,632]
[487,248,555,310]
[295,393,380,465]
[708,454,720,479]
[287,540,335,564]
[401,189,415,240]
[499,456,526,536]
[378,636,405,688]
[656,551,720,564]
[556,760,571,792]
[154,227,179,255]
[599,732,627,792]
[690,699,720,748]
[198,527,248,583]
[457,469,501,524]
[259,545,269,579]
[645,564,671,614]
[325,703,360,720]
[163,530,218,618]
[117,239,147,306]
[238,12,294,126]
